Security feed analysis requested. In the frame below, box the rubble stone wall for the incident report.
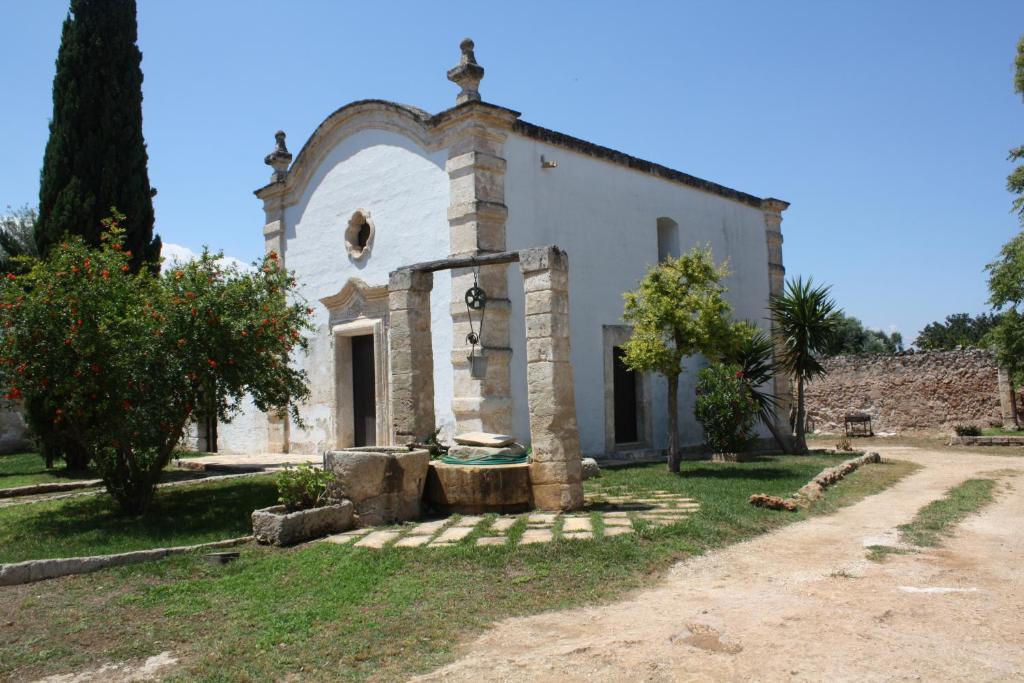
[804,349,1004,434]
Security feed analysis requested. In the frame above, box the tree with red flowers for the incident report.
[0,215,311,513]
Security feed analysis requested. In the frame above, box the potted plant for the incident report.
[694,363,759,462]
[252,464,353,546]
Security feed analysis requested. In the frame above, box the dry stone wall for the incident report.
[804,349,1005,434]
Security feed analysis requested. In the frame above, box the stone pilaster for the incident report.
[520,246,583,512]
[388,269,435,444]
[998,367,1019,430]
[443,108,517,434]
[762,198,793,442]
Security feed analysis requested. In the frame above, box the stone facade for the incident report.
[804,349,1013,434]
[387,269,435,444]
[227,38,785,460]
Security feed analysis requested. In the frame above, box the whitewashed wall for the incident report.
[503,134,773,456]
[275,129,452,454]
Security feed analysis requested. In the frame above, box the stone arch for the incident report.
[656,216,679,263]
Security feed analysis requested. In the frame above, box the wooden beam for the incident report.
[397,250,522,274]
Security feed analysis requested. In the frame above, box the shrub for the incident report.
[954,424,982,437]
[694,363,759,455]
[0,217,313,513]
[277,464,336,512]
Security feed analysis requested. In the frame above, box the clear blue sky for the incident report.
[1,1,1022,343]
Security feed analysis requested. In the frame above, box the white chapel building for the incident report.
[207,39,788,461]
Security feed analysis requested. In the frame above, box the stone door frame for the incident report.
[322,278,391,449]
[602,325,653,455]
[332,319,390,449]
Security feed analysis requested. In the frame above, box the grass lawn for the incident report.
[808,432,1024,457]
[0,453,917,682]
[980,427,1024,437]
[0,475,278,563]
[0,452,100,490]
[867,477,998,561]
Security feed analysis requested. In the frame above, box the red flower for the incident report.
[90,363,100,374]
[83,258,91,269]
[6,387,21,400]
[101,270,109,279]
[71,266,79,274]
[121,265,130,273]
[207,359,217,368]
[268,251,278,261]
[123,400,132,411]
[5,273,14,281]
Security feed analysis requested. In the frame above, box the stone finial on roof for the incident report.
[447,38,485,105]
[264,130,293,182]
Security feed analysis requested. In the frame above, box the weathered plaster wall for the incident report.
[0,404,30,454]
[503,133,774,456]
[217,129,452,455]
[804,349,1004,434]
[281,129,452,454]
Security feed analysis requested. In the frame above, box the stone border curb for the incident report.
[949,436,1024,446]
[0,470,274,509]
[0,479,103,499]
[0,536,252,587]
[750,452,881,512]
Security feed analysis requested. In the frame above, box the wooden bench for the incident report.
[844,413,874,437]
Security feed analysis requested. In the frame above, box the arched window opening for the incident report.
[657,217,679,263]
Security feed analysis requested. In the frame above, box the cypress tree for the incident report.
[36,0,160,272]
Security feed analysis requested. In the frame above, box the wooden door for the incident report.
[351,335,377,447]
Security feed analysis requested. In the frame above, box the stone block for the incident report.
[454,431,515,447]
[529,459,583,486]
[388,269,433,293]
[522,269,569,293]
[531,482,584,512]
[518,246,569,274]
[324,448,430,527]
[525,313,571,340]
[447,444,525,460]
[581,457,601,480]
[524,290,570,316]
[252,501,354,547]
[526,336,572,363]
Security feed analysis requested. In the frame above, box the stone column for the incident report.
[762,198,793,443]
[520,246,584,511]
[388,269,435,444]
[445,115,515,435]
[258,131,294,454]
[998,366,1019,430]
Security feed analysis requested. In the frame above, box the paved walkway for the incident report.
[413,446,1024,682]
[323,491,700,549]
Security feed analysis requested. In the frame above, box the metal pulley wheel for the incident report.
[464,285,487,310]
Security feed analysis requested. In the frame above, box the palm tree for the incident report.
[726,323,788,452]
[769,277,839,454]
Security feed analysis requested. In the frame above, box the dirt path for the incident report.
[414,447,1024,682]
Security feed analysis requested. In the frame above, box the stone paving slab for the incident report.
[395,535,431,548]
[490,517,517,532]
[355,530,401,548]
[521,529,554,544]
[476,536,507,546]
[318,494,700,551]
